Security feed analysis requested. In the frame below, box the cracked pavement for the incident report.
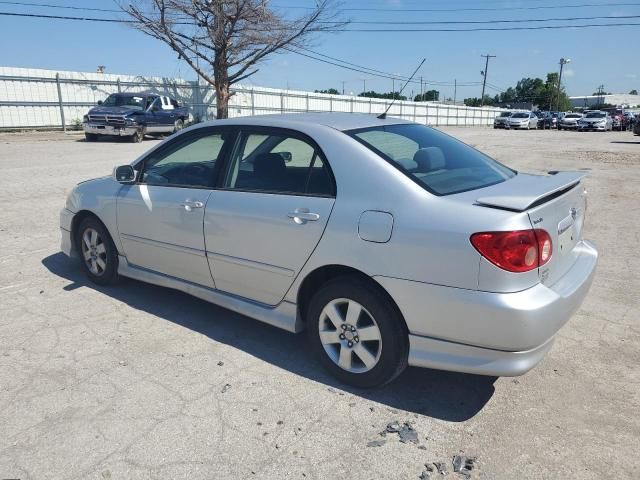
[0,128,638,479]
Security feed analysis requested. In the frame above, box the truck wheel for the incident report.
[85,133,98,142]
[306,276,408,388]
[130,127,144,143]
[173,119,184,133]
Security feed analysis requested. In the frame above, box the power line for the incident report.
[0,0,122,12]
[334,15,640,25]
[340,22,640,32]
[2,10,639,32]
[272,1,640,13]
[294,46,479,86]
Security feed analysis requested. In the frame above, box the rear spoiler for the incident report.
[476,171,586,212]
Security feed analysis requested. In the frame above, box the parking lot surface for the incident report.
[0,127,638,479]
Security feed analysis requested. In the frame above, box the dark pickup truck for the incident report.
[83,92,190,142]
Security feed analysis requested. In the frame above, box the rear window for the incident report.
[348,123,515,196]
[586,112,606,118]
[512,113,529,118]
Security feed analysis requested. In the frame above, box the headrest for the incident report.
[412,147,446,172]
[254,153,286,178]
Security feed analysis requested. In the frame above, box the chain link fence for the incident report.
[0,67,508,131]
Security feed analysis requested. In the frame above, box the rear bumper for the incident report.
[83,123,138,136]
[375,240,598,376]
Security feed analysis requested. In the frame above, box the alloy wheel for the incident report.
[318,298,382,373]
[81,227,107,276]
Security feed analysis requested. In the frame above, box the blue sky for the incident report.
[0,0,638,99]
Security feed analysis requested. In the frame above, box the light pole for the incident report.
[556,57,571,112]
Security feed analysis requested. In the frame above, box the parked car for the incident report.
[634,114,640,135]
[558,112,583,130]
[60,113,598,387]
[537,112,561,129]
[623,112,635,131]
[493,111,513,129]
[83,92,190,143]
[508,111,538,129]
[578,111,613,131]
[609,109,631,131]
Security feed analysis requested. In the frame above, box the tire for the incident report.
[75,216,119,285]
[130,127,145,143]
[85,133,98,142]
[306,276,408,388]
[173,118,185,133]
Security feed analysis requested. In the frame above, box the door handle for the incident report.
[180,200,204,212]
[288,208,320,224]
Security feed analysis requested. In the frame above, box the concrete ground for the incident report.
[0,127,638,480]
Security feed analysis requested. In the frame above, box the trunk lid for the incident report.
[475,171,587,286]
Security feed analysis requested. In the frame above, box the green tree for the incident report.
[315,88,340,95]
[630,89,638,95]
[414,89,440,102]
[463,95,495,107]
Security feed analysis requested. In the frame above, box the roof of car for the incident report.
[206,112,412,132]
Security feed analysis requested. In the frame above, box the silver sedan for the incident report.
[508,111,539,130]
[60,113,597,387]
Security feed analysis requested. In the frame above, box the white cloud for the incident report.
[563,68,575,78]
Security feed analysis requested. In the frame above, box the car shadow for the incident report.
[74,137,164,143]
[610,140,640,144]
[42,252,496,422]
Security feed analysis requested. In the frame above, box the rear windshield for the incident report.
[585,112,606,118]
[565,114,581,118]
[512,113,529,118]
[498,112,512,117]
[348,123,516,196]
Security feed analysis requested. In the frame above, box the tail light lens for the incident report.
[470,229,552,273]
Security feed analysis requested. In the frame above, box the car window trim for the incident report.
[217,125,336,198]
[134,126,236,190]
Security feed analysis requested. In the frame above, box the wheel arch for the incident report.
[295,264,408,335]
[70,210,119,256]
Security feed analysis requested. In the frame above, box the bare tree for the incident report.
[121,0,345,119]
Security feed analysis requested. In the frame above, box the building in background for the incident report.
[569,94,640,108]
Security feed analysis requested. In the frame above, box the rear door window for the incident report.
[223,130,334,196]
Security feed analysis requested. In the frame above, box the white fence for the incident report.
[0,66,507,130]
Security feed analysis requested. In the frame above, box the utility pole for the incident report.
[555,58,571,111]
[453,79,457,105]
[342,81,345,95]
[480,54,496,107]
[596,84,605,106]
[420,76,423,101]
[392,78,395,97]
[363,79,366,95]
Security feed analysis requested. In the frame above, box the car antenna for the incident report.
[378,58,426,120]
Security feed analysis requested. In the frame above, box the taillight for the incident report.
[470,229,552,273]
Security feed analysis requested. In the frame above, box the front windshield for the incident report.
[585,112,606,118]
[349,123,515,196]
[102,94,146,110]
[565,114,581,118]
[512,113,529,118]
[498,112,512,117]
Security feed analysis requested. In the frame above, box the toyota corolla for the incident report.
[60,113,598,387]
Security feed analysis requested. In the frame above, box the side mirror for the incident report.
[113,165,136,184]
[97,100,103,105]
